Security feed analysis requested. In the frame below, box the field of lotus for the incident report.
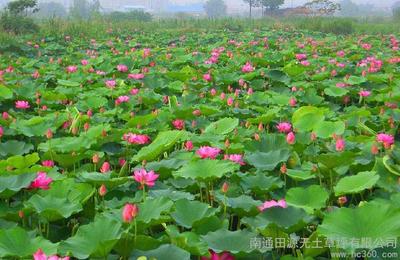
[0,29,400,259]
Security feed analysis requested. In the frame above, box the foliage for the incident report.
[204,0,227,18]
[303,0,341,16]
[0,17,399,260]
[106,11,152,22]
[0,0,38,34]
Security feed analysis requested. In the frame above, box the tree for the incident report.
[260,0,285,15]
[243,0,259,18]
[0,0,39,33]
[303,0,341,16]
[35,2,67,18]
[204,0,227,18]
[69,0,101,19]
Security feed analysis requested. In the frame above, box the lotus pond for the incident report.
[0,29,400,259]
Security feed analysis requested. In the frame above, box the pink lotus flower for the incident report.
[130,88,139,95]
[203,73,212,82]
[128,73,145,80]
[196,146,221,159]
[337,50,345,57]
[123,133,150,145]
[133,168,159,189]
[361,43,372,50]
[115,95,130,105]
[201,250,234,260]
[295,53,307,60]
[2,112,9,120]
[286,132,296,145]
[224,154,245,165]
[185,141,194,151]
[359,90,371,97]
[300,60,311,66]
[335,138,345,152]
[42,160,54,167]
[117,64,128,72]
[30,172,53,190]
[241,62,254,73]
[105,80,116,89]
[227,97,234,106]
[172,119,185,130]
[100,162,111,173]
[258,199,287,211]
[210,88,217,96]
[33,248,69,260]
[32,70,40,79]
[122,203,138,223]
[15,101,30,109]
[66,65,77,73]
[81,59,88,66]
[0,126,3,138]
[276,122,292,133]
[289,97,297,107]
[376,133,395,149]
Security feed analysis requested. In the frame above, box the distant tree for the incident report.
[204,0,227,18]
[0,0,39,33]
[35,2,67,18]
[260,0,284,15]
[303,0,341,16]
[69,0,101,19]
[243,0,259,18]
[393,1,400,21]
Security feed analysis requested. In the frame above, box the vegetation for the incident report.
[204,0,227,18]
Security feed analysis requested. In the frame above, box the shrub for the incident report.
[0,0,39,34]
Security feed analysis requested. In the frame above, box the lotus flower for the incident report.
[289,97,297,107]
[241,62,254,73]
[172,119,185,130]
[295,53,307,60]
[258,199,287,211]
[185,140,194,151]
[224,154,245,165]
[100,162,111,173]
[66,65,77,73]
[203,73,212,82]
[105,80,116,89]
[376,133,394,149]
[42,160,54,167]
[133,168,159,189]
[33,248,69,260]
[81,59,88,66]
[115,95,130,105]
[30,172,53,190]
[123,133,150,145]
[117,64,128,72]
[335,138,345,152]
[128,73,145,80]
[15,100,30,109]
[196,146,221,159]
[201,250,234,260]
[359,90,371,97]
[122,203,138,223]
[286,132,296,145]
[276,122,292,133]
[0,126,3,138]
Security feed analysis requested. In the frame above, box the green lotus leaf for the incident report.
[60,215,122,259]
[130,244,190,260]
[0,85,13,100]
[0,227,57,258]
[6,153,39,169]
[292,106,325,132]
[0,141,33,156]
[174,159,239,180]
[201,229,259,254]
[318,203,400,252]
[204,117,239,135]
[132,130,188,162]
[334,171,379,196]
[171,199,217,228]
[286,185,329,213]
[313,121,345,139]
[246,149,291,171]
[25,194,82,221]
[239,172,284,192]
[0,173,36,198]
[136,197,173,224]
[242,206,310,232]
[324,87,349,97]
